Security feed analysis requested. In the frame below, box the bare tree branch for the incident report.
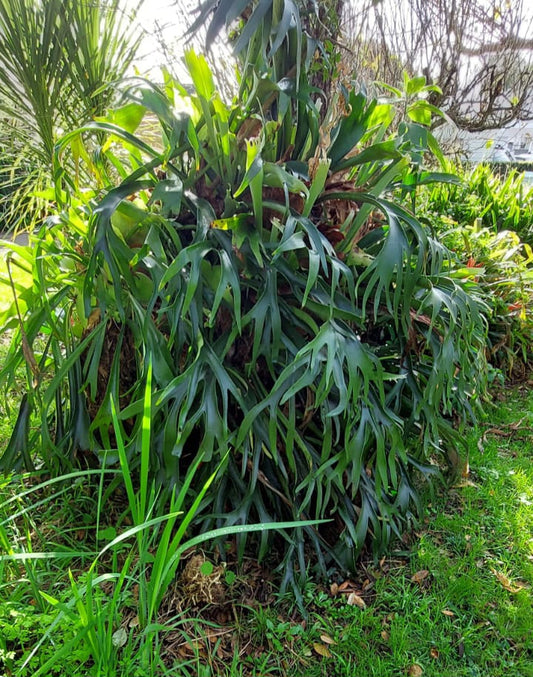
[341,0,533,132]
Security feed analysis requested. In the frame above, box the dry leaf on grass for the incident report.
[411,570,429,584]
[313,642,332,658]
[346,592,366,608]
[408,664,423,676]
[453,479,479,488]
[320,634,336,645]
[112,627,127,648]
[491,568,529,594]
[441,609,455,617]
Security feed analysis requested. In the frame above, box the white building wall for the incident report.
[436,121,533,163]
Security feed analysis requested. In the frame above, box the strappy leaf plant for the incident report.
[0,1,489,585]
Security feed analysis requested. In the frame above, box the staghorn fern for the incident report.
[0,42,488,586]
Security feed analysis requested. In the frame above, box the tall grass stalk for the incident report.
[1,361,322,675]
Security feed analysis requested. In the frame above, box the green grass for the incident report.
[0,345,532,676]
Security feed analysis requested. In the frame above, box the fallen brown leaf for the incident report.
[313,642,332,658]
[408,664,423,676]
[346,592,366,608]
[491,568,529,594]
[441,609,455,617]
[411,570,429,584]
[453,479,479,488]
[430,647,439,659]
[320,634,336,645]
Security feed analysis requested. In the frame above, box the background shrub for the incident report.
[419,163,533,375]
[421,162,533,245]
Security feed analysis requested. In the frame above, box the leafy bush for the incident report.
[429,218,533,375]
[489,161,533,174]
[0,4,489,585]
[421,162,533,245]
[419,162,533,374]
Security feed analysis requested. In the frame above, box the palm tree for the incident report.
[0,0,143,230]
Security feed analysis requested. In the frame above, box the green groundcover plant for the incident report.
[419,163,533,374]
[0,0,489,586]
